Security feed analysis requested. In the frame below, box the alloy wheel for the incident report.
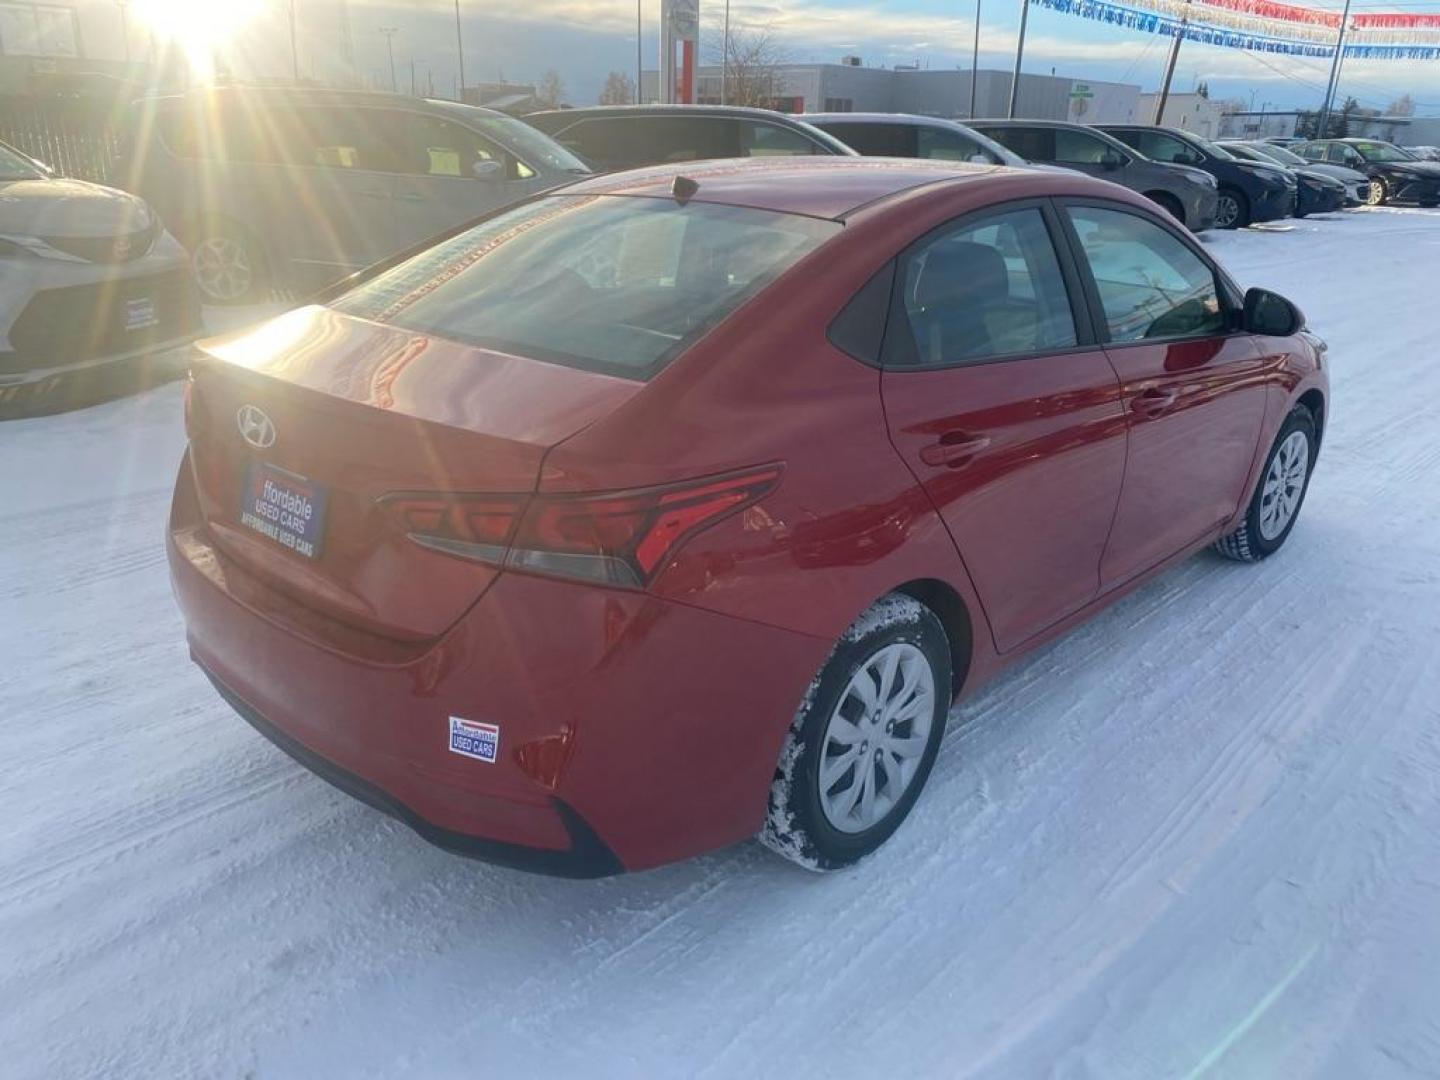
[1366,179,1385,206]
[1215,194,1240,229]
[818,643,936,834]
[1259,430,1310,540]
[192,235,254,303]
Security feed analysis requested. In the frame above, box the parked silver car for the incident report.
[0,140,199,414]
[123,88,591,303]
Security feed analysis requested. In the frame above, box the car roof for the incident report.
[806,112,972,129]
[134,85,509,119]
[970,118,1095,130]
[528,105,820,126]
[555,155,1110,220]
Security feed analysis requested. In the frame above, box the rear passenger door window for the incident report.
[888,206,1079,367]
[1065,205,1226,342]
[741,121,822,157]
[823,122,917,157]
[917,127,995,162]
[1132,131,1202,165]
[1054,130,1118,165]
[390,112,533,180]
[982,126,1054,162]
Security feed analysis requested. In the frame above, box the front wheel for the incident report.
[188,222,268,304]
[1215,406,1317,562]
[1216,188,1250,229]
[1366,178,1387,206]
[760,594,951,871]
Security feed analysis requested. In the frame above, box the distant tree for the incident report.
[1387,93,1416,117]
[599,70,635,105]
[536,69,567,109]
[1337,95,1361,137]
[702,23,792,108]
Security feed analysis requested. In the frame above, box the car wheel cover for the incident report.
[1259,429,1310,540]
[192,236,253,302]
[818,642,935,834]
[1216,194,1240,227]
[1366,180,1385,206]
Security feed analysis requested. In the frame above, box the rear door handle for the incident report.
[358,187,389,199]
[394,190,427,202]
[1132,387,1180,416]
[919,432,991,468]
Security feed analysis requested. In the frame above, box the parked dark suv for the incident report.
[123,87,590,302]
[970,119,1218,231]
[1293,139,1440,207]
[1098,125,1295,228]
[524,105,855,171]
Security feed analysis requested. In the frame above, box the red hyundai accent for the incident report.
[169,157,1327,876]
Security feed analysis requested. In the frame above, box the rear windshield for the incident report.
[333,195,839,379]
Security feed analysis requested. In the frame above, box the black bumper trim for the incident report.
[203,669,626,879]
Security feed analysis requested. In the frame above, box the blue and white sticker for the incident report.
[448,716,500,764]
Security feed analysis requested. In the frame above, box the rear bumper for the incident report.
[168,452,830,874]
[203,668,624,877]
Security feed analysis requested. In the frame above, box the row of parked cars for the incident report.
[2,86,1436,414]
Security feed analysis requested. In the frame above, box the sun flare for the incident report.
[132,0,265,76]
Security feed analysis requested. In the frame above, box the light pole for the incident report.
[637,0,643,103]
[379,27,399,93]
[290,0,300,82]
[969,0,981,118]
[411,59,428,97]
[722,0,731,105]
[453,0,466,101]
[1318,0,1354,140]
[1006,0,1030,118]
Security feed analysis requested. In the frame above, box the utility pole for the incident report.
[721,0,731,105]
[1006,0,1029,118]
[453,0,466,101]
[289,0,300,82]
[379,27,399,93]
[1154,0,1192,124]
[970,0,981,118]
[1318,0,1354,140]
[636,0,643,103]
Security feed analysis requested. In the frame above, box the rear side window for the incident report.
[819,122,917,157]
[1125,131,1203,165]
[917,126,993,162]
[550,116,739,168]
[742,121,821,157]
[981,127,1054,162]
[888,207,1078,367]
[1054,130,1118,165]
[333,196,838,379]
[1066,205,1225,342]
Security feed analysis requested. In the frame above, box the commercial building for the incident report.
[1217,110,1440,147]
[642,60,1142,123]
[1136,92,1226,139]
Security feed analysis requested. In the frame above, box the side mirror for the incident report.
[1101,151,1123,171]
[1242,286,1303,336]
[968,153,992,165]
[471,159,504,181]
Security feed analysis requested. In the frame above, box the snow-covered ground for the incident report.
[3,209,1440,1079]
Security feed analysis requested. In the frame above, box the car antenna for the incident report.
[671,174,700,204]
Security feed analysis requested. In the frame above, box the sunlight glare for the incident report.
[132,0,265,77]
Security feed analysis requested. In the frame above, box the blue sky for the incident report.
[95,0,1440,114]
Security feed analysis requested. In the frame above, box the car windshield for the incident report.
[1251,143,1306,166]
[467,112,591,174]
[333,194,838,379]
[0,142,44,181]
[1355,141,1416,162]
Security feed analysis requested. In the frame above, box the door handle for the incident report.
[394,190,427,202]
[1132,387,1180,416]
[919,432,991,468]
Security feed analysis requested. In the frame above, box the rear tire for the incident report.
[1215,406,1317,563]
[1147,192,1185,226]
[760,594,951,871]
[1216,187,1250,229]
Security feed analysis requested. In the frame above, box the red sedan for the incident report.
[169,158,1327,876]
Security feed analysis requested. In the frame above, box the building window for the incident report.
[0,3,80,58]
[823,98,854,113]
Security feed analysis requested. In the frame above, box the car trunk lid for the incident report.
[185,305,642,640]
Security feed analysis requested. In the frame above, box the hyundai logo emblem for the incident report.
[236,404,277,450]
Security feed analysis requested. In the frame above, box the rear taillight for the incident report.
[384,465,781,589]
